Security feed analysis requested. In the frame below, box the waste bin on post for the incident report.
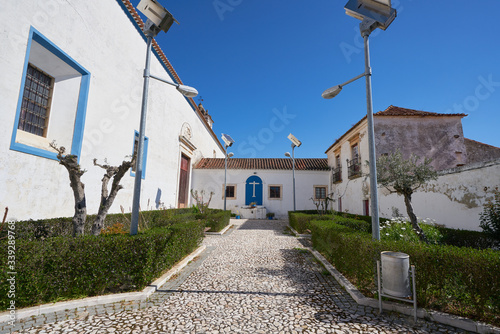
[381,251,411,297]
[377,251,417,322]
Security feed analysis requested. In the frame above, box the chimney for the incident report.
[198,103,214,129]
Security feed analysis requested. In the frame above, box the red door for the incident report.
[178,154,190,208]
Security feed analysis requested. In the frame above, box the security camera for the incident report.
[221,133,235,148]
[344,0,396,31]
[287,133,302,148]
[137,0,179,33]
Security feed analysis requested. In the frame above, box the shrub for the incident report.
[288,212,332,234]
[480,190,500,243]
[438,227,498,250]
[380,217,443,244]
[311,220,500,326]
[204,210,231,232]
[0,221,204,310]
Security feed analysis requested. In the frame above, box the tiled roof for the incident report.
[375,105,467,117]
[194,158,330,171]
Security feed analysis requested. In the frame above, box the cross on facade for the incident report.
[249,181,259,197]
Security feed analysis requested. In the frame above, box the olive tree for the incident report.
[376,150,438,243]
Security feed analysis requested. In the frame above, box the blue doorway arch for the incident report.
[245,175,263,205]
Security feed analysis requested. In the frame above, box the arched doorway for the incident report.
[245,175,263,206]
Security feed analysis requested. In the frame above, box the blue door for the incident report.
[245,175,263,205]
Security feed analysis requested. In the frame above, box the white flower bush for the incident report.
[380,217,442,244]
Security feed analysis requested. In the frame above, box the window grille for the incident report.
[225,185,235,198]
[315,186,327,200]
[332,166,342,183]
[18,64,54,136]
[348,156,362,178]
[269,186,281,199]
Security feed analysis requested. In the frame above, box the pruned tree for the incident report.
[190,189,214,214]
[50,142,87,236]
[376,150,438,243]
[91,156,136,235]
[310,193,335,216]
[50,141,136,236]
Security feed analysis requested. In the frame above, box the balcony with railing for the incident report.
[347,156,362,179]
[332,166,342,183]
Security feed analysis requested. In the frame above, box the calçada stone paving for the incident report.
[9,220,469,333]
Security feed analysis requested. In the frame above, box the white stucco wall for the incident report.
[379,159,500,231]
[192,169,330,218]
[0,0,224,221]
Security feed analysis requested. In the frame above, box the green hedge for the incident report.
[437,227,499,250]
[0,220,204,310]
[288,212,332,234]
[204,210,231,232]
[3,208,229,240]
[311,220,500,326]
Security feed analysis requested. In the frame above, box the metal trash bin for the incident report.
[381,251,411,298]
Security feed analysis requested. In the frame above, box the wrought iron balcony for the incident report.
[347,156,362,179]
[332,166,342,183]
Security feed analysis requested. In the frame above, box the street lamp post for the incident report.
[322,0,396,241]
[223,151,234,211]
[285,133,302,212]
[221,134,235,211]
[131,1,198,235]
[284,148,296,211]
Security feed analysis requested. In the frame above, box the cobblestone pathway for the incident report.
[10,220,468,333]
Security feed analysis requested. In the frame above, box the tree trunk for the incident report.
[50,143,87,237]
[91,157,135,235]
[403,193,428,243]
[71,177,87,236]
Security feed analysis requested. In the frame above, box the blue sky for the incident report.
[130,0,500,158]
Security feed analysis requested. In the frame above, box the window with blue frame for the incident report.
[10,27,90,162]
[131,131,149,180]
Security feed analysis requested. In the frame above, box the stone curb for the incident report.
[288,226,312,238]
[205,223,233,235]
[0,245,206,324]
[308,247,500,334]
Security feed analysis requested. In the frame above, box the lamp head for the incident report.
[285,152,291,158]
[287,133,302,148]
[137,0,179,33]
[221,133,235,148]
[176,84,198,98]
[344,0,396,31]
[322,85,343,99]
[227,152,234,158]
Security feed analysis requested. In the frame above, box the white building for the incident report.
[0,0,224,221]
[192,158,330,218]
[325,106,500,230]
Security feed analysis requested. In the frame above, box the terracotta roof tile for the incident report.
[194,158,329,171]
[375,105,467,117]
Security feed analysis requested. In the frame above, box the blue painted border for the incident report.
[130,130,149,180]
[10,26,91,163]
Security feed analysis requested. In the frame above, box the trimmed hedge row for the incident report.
[311,220,500,326]
[437,226,499,250]
[288,212,332,234]
[203,210,231,232]
[5,208,231,240]
[0,220,205,310]
[288,210,390,235]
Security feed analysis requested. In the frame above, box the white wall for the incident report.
[192,169,330,218]
[0,0,223,221]
[379,159,500,231]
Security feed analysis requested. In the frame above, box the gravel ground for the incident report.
[8,219,469,333]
